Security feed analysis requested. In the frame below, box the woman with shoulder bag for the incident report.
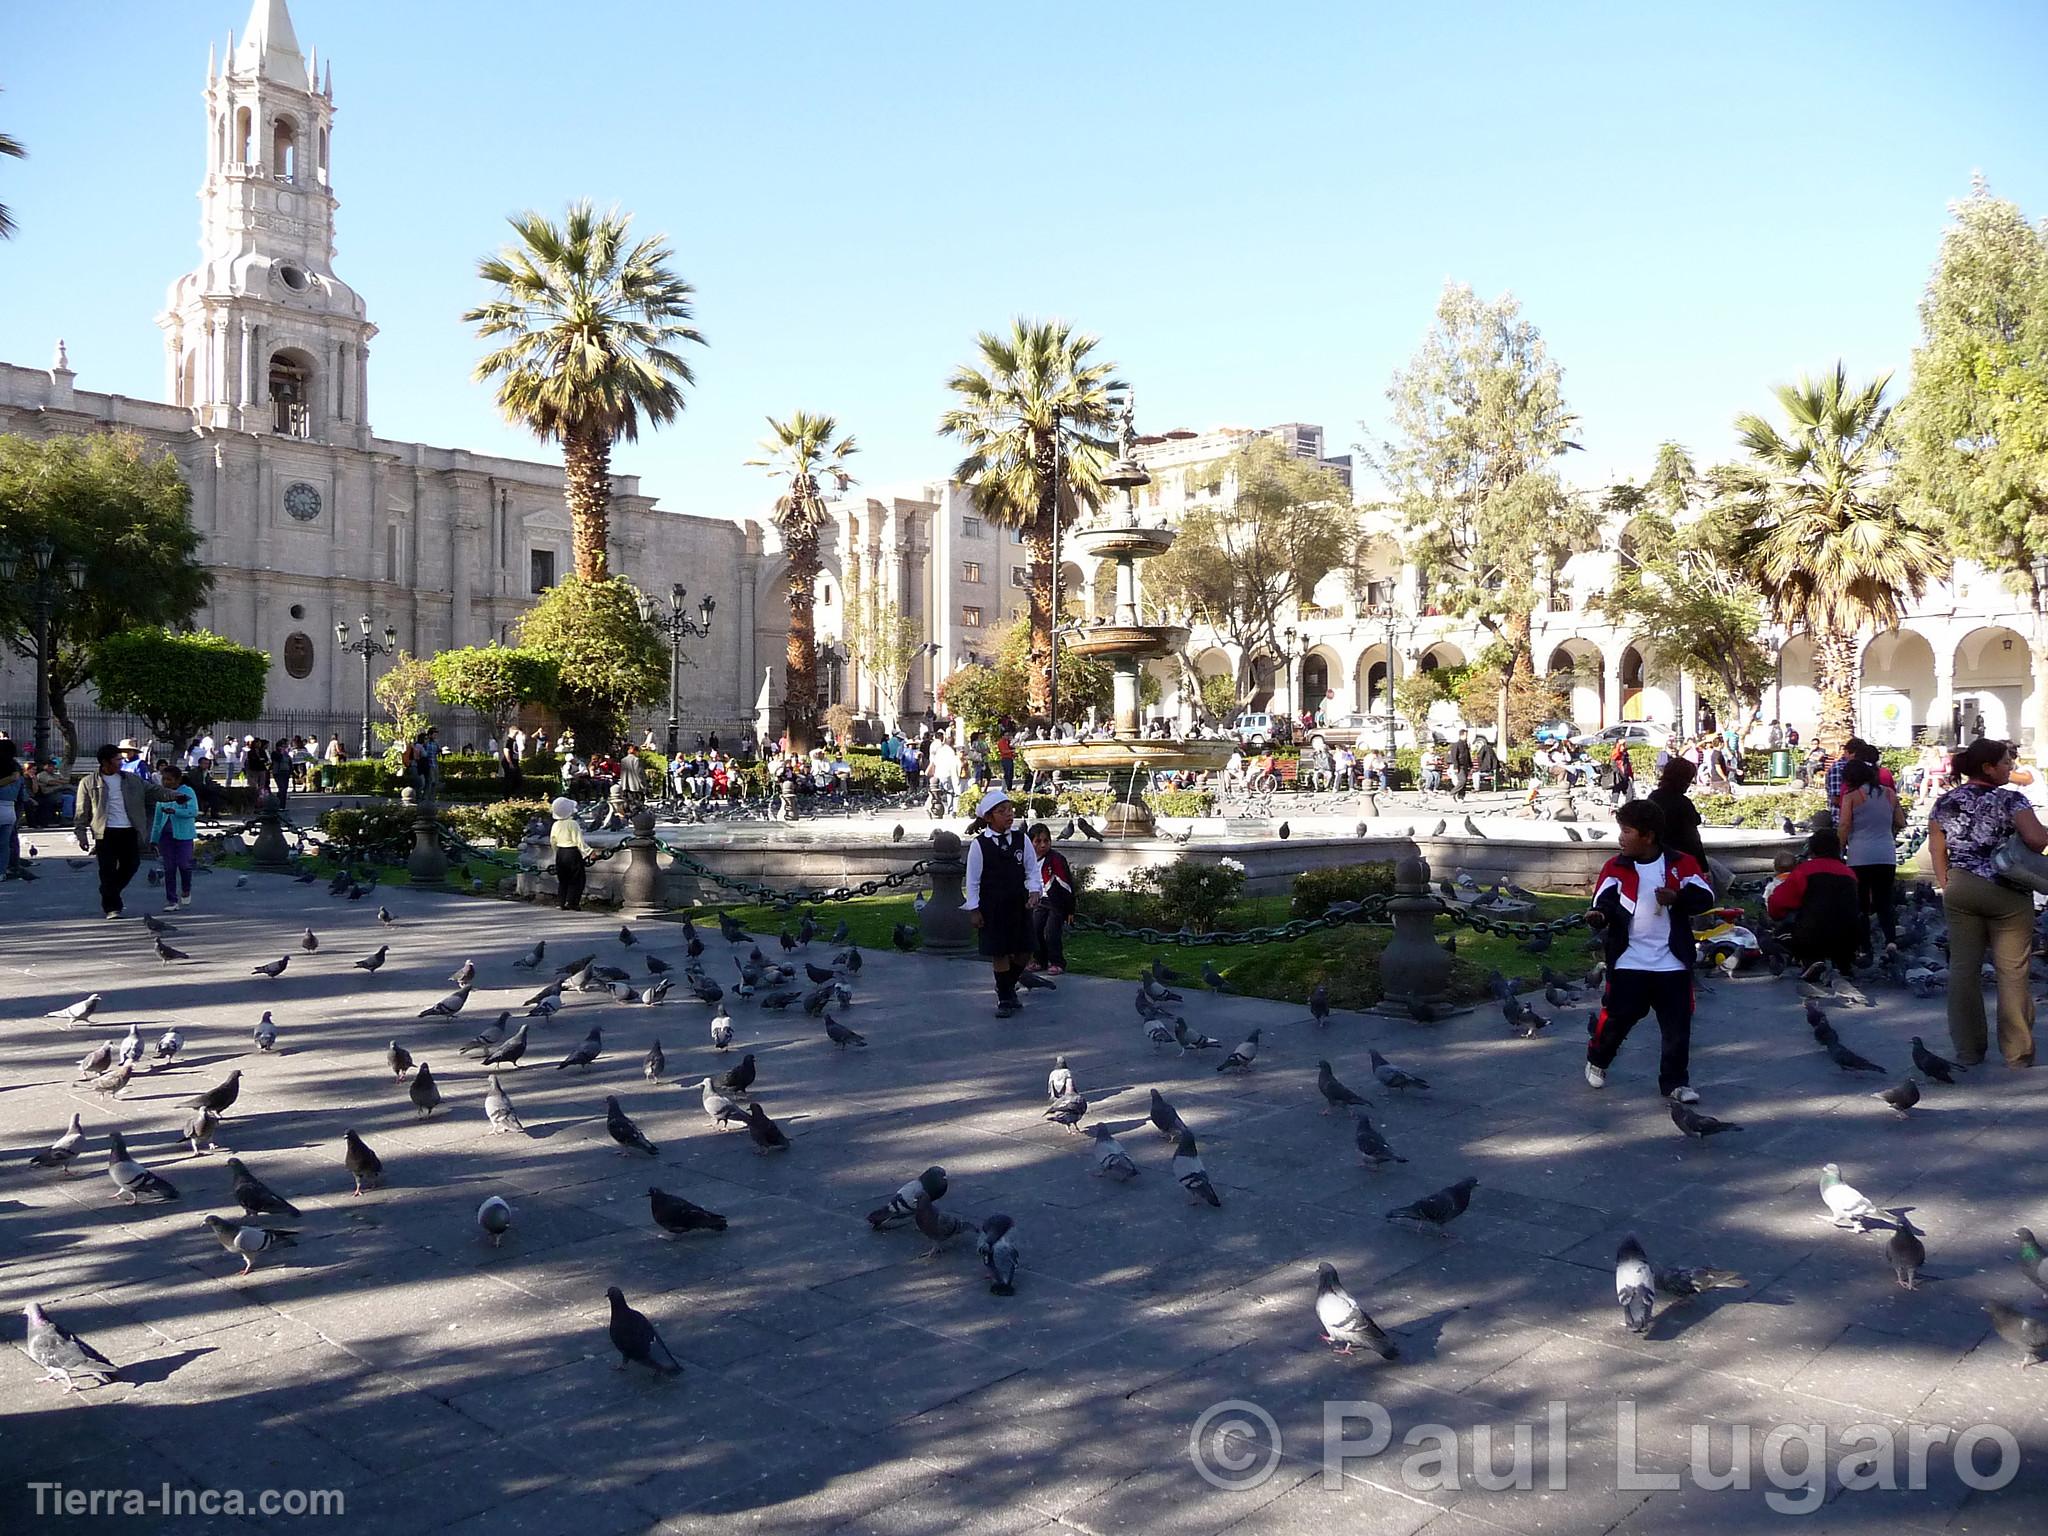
[1928,738,2047,1067]
[1837,757,1904,958]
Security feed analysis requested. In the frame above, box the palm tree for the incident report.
[940,319,1123,718]
[1727,365,1950,752]
[0,122,26,239]
[464,201,703,580]
[748,414,857,752]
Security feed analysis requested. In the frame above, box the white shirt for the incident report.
[100,772,132,829]
[1618,854,1686,972]
[963,827,1043,910]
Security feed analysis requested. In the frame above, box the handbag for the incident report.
[1992,832,2048,896]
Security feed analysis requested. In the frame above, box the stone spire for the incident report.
[235,0,308,90]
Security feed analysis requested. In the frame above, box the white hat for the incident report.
[974,787,1012,819]
[550,796,578,819]
[116,738,142,752]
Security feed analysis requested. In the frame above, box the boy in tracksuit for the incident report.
[1584,799,1717,1103]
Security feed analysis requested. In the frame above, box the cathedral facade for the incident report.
[0,0,776,750]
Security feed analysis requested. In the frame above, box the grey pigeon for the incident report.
[88,1062,134,1098]
[45,992,103,1027]
[912,1190,972,1257]
[477,1195,513,1246]
[253,1012,278,1052]
[868,1167,948,1229]
[409,1061,442,1117]
[1827,1039,1886,1073]
[1615,1236,1657,1333]
[1047,1055,1074,1099]
[1316,1059,1372,1114]
[1044,1091,1088,1131]
[744,1101,790,1153]
[1385,1176,1477,1232]
[182,1107,221,1156]
[181,1070,242,1116]
[1983,1300,2048,1367]
[1202,961,1230,993]
[512,940,545,970]
[484,1076,524,1133]
[154,1026,183,1065]
[1875,1078,1921,1117]
[227,1156,301,1218]
[204,1214,298,1275]
[1651,1262,1748,1302]
[354,944,389,974]
[1309,982,1330,1027]
[418,986,470,1019]
[644,1040,665,1080]
[1671,1100,1743,1138]
[76,1041,115,1080]
[979,1213,1020,1295]
[251,956,289,978]
[525,993,562,1022]
[106,1131,178,1203]
[1173,1130,1221,1207]
[649,1186,727,1235]
[824,1015,866,1048]
[302,927,319,952]
[1216,1028,1262,1073]
[1352,1112,1407,1169]
[556,1027,603,1071]
[1819,1163,1882,1229]
[2017,1228,2048,1298]
[29,1113,86,1175]
[1086,1124,1139,1179]
[24,1302,120,1389]
[618,924,637,948]
[481,1025,528,1068]
[1885,1212,1926,1289]
[1910,1037,1959,1084]
[153,936,190,963]
[377,905,395,927]
[606,1096,658,1156]
[1369,1048,1429,1092]
[709,1008,734,1050]
[344,1130,383,1194]
[699,1076,748,1130]
[1314,1261,1397,1358]
[1148,1088,1186,1141]
[387,1040,415,1078]
[605,1285,682,1375]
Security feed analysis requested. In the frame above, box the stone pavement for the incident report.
[2,858,2043,1536]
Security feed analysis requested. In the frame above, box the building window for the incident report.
[962,561,983,583]
[283,632,314,679]
[530,548,556,594]
[963,606,983,628]
[822,583,833,606]
[1010,527,1026,544]
[962,515,983,538]
[269,352,312,438]
[1010,567,1030,589]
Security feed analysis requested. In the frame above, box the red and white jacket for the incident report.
[1591,851,1716,967]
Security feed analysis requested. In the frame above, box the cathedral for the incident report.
[0,0,776,749]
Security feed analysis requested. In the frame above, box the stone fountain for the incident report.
[1017,397,1232,837]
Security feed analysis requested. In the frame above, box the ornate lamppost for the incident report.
[1372,603,1417,784]
[0,538,88,765]
[335,615,399,760]
[637,583,716,757]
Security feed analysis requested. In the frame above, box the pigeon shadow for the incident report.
[120,1345,216,1385]
[1387,1305,1458,1362]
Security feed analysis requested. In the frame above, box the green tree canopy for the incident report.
[515,575,668,742]
[90,628,268,754]
[0,431,210,760]
[1365,283,1598,738]
[840,583,923,729]
[429,644,559,734]
[1144,436,1355,693]
[747,411,857,751]
[1896,180,2048,579]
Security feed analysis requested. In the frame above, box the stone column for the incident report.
[919,829,974,954]
[1932,640,1956,745]
[1603,648,1623,729]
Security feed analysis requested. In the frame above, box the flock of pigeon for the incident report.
[18,856,2048,1397]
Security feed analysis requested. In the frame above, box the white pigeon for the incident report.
[699,1076,746,1130]
[45,993,102,1028]
[1047,1055,1075,1100]
[154,1027,183,1065]
[253,1012,278,1052]
[483,1076,524,1134]
[1819,1163,1882,1229]
[709,1009,733,1051]
[449,959,476,987]
[115,1023,144,1067]
[1614,1236,1657,1333]
[1086,1125,1138,1180]
[477,1195,513,1246]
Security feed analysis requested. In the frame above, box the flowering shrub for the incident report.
[1121,857,1248,933]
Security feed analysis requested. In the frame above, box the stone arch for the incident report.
[1056,560,1088,621]
[1302,643,1345,721]
[271,114,298,180]
[1354,642,1392,712]
[267,346,317,438]
[1617,640,1678,726]
[1774,634,1818,740]
[1417,640,1465,673]
[1859,628,1937,747]
[1953,625,2033,742]
[234,105,252,163]
[1544,637,1604,726]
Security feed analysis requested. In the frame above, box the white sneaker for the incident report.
[1669,1086,1700,1105]
[1584,1062,1607,1089]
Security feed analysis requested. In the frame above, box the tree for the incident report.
[1723,366,1950,752]
[90,628,268,754]
[1145,437,1354,697]
[746,412,857,751]
[0,114,23,239]
[994,613,1122,723]
[936,661,1025,740]
[940,319,1123,717]
[1365,283,1598,742]
[373,650,435,767]
[465,201,705,580]
[1198,671,1238,724]
[515,575,668,743]
[840,583,923,730]
[0,432,210,761]
[429,644,559,736]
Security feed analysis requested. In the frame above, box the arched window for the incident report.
[234,106,252,164]
[272,116,297,181]
[268,350,313,438]
[316,127,328,184]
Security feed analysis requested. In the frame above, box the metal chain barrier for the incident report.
[653,836,932,906]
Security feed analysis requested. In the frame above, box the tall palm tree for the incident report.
[0,122,26,239]
[940,319,1123,718]
[748,413,857,752]
[464,201,703,580]
[1727,365,1949,751]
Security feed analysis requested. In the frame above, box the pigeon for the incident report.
[1650,1262,1748,1302]
[1174,1020,1223,1055]
[1316,1060,1372,1114]
[153,1027,183,1065]
[377,905,395,926]
[45,993,102,1027]
[1615,1236,1658,1333]
[88,1062,134,1098]
[251,956,290,978]
[106,1131,178,1203]
[1827,1040,1886,1074]
[525,994,562,1022]
[1885,1212,1926,1289]
[1148,1088,1186,1141]
[377,1038,415,1080]
[823,1015,867,1048]
[1086,1124,1139,1179]
[1385,1176,1478,1232]
[1217,1028,1262,1073]
[524,975,568,1007]
[892,824,905,843]
[181,1070,242,1116]
[301,927,320,953]
[118,1021,148,1065]
[645,977,672,1006]
[1504,997,1550,1037]
[646,953,674,977]
[980,1213,1020,1295]
[1151,958,1180,984]
[204,1214,298,1275]
[606,1096,659,1156]
[477,1195,513,1246]
[1670,1101,1743,1138]
[1314,1261,1398,1358]
[699,1076,748,1130]
[76,1042,116,1080]
[1201,961,1230,993]
[480,1025,529,1068]
[1173,1130,1221,1206]
[409,1061,442,1117]
[555,1027,603,1071]
[618,924,637,948]
[182,1107,221,1156]
[1043,1091,1088,1131]
[869,1167,949,1229]
[1910,1037,1960,1084]
[1353,1113,1407,1168]
[1277,821,1292,841]
[743,1101,790,1154]
[419,986,471,1020]
[649,1186,727,1235]
[1077,817,1104,842]
[462,1015,511,1055]
[343,1130,383,1194]
[227,1157,301,1218]
[1309,983,1330,1027]
[29,1113,85,1175]
[24,1302,120,1390]
[911,1190,972,1257]
[713,1054,757,1096]
[1047,1055,1075,1100]
[512,940,546,970]
[484,1076,524,1133]
[143,913,177,934]
[153,936,190,963]
[2019,1228,2048,1298]
[354,944,389,974]
[1369,1048,1429,1092]
[609,981,646,1005]
[1875,1078,1921,1117]
[1819,1163,1882,1229]
[1014,969,1056,993]
[1983,1300,2048,1367]
[709,1009,734,1050]
[605,1286,683,1375]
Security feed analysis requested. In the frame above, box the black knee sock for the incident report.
[994,966,1017,1001]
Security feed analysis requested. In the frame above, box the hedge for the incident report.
[1289,861,1398,919]
[442,799,555,849]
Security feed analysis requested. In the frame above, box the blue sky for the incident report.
[4,1,2046,520]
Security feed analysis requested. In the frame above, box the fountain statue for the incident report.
[1016,393,1232,837]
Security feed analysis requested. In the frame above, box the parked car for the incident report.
[1572,723,1671,751]
[1232,710,1279,747]
[1310,712,1418,752]
[1530,719,1576,745]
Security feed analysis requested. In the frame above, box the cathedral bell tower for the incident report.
[159,0,374,447]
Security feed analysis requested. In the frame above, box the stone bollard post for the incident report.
[919,828,975,954]
[1378,853,1453,1017]
[249,804,293,869]
[620,809,662,912]
[402,787,449,884]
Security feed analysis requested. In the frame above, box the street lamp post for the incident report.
[334,614,399,760]
[1372,604,1418,788]
[0,538,88,765]
[636,583,716,757]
